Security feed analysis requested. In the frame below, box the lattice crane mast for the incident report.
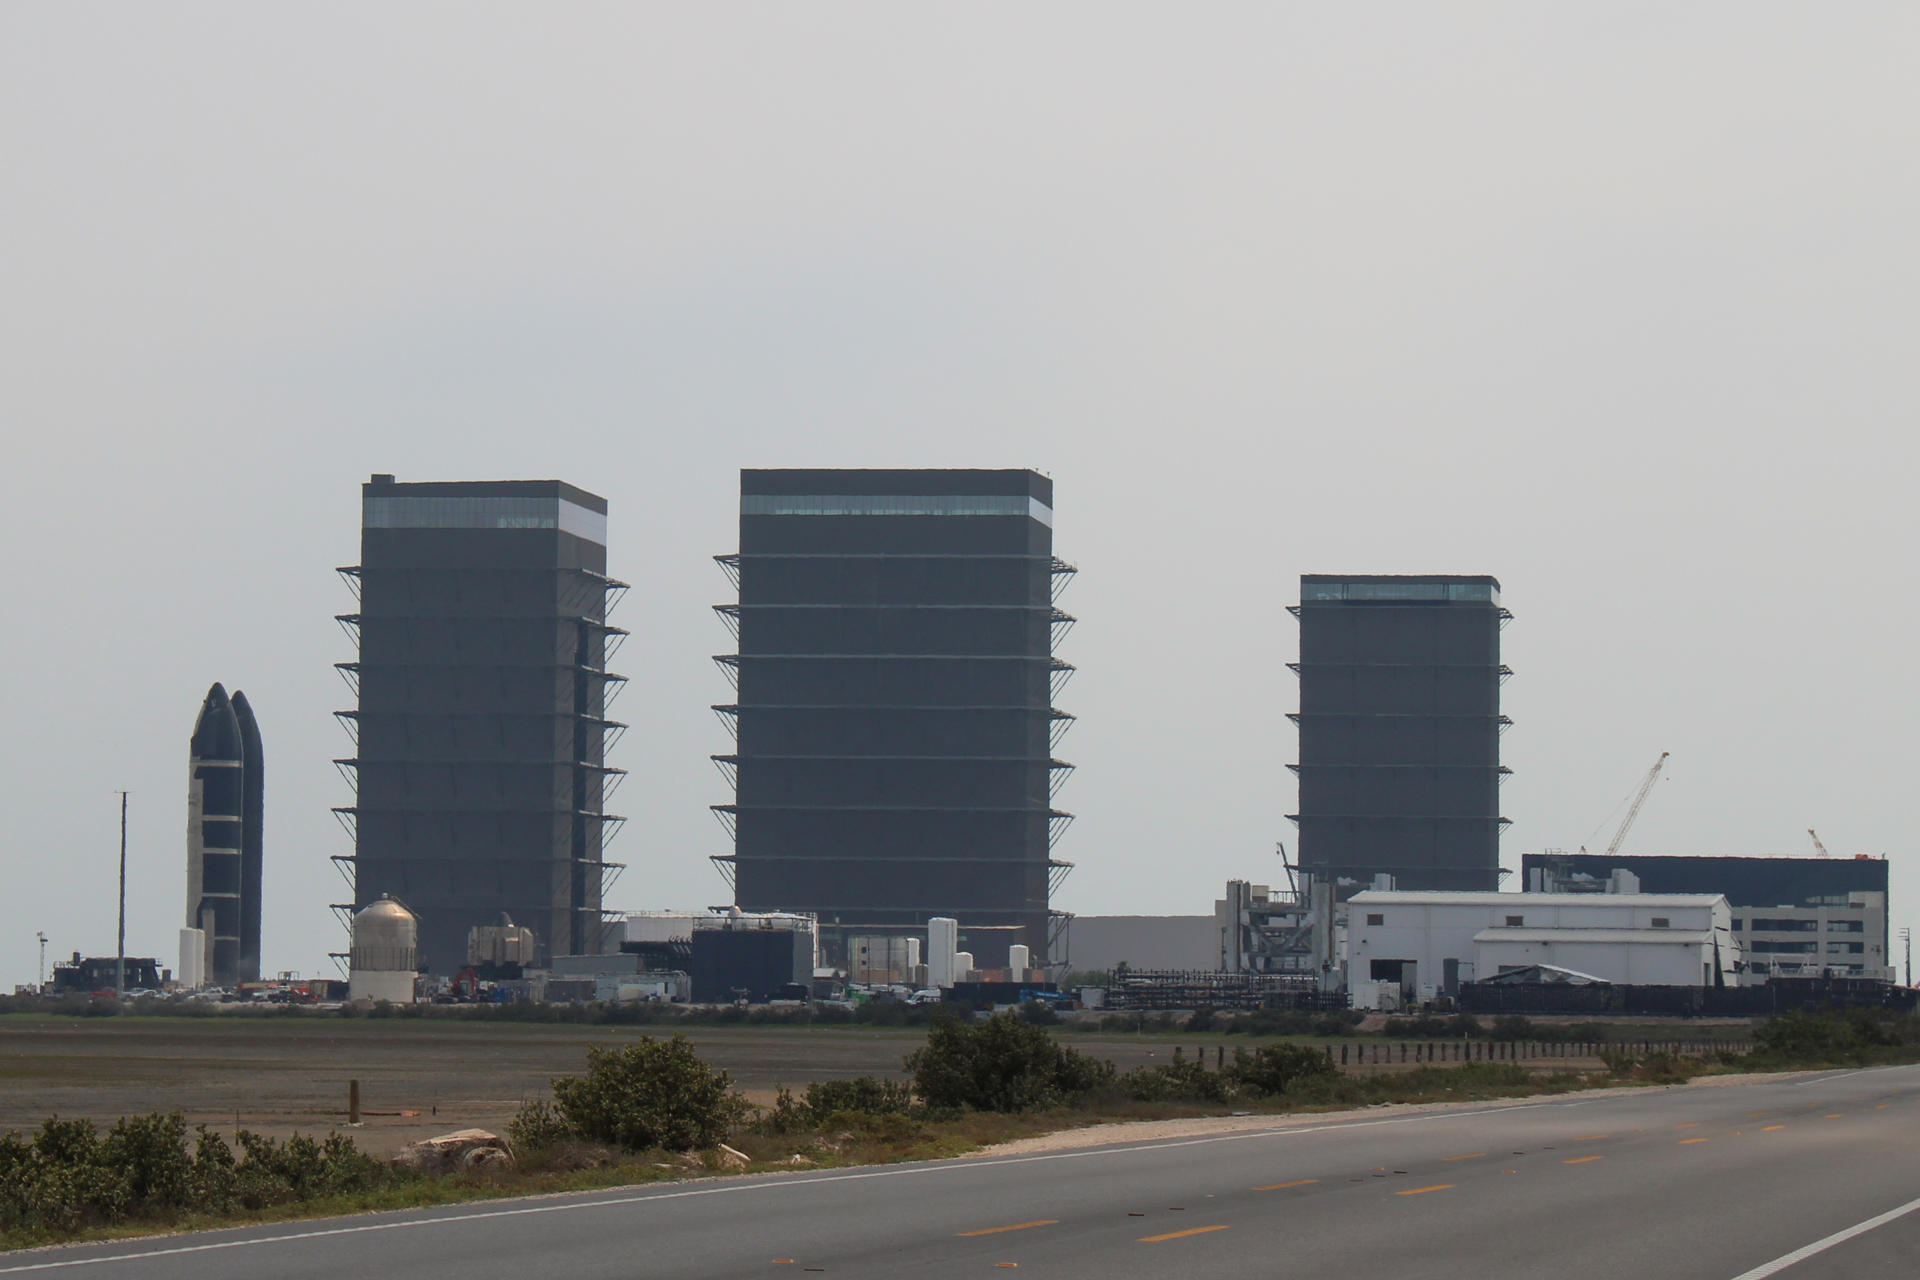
[1602,751,1670,859]
[1807,828,1831,859]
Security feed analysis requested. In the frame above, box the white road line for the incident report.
[0,1093,1616,1274]
[1725,1192,1920,1279]
[1785,1069,1869,1088]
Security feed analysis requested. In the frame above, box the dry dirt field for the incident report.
[0,1016,1349,1155]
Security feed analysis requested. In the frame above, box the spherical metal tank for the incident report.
[350,896,418,972]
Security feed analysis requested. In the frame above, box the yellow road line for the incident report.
[1253,1179,1318,1191]
[1678,1138,1709,1145]
[958,1220,1059,1237]
[1824,1114,1843,1119]
[1762,1124,1787,1131]
[1396,1184,1455,1196]
[1442,1153,1486,1162]
[1140,1225,1231,1243]
[1562,1156,1604,1165]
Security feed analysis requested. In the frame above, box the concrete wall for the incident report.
[1064,916,1217,971]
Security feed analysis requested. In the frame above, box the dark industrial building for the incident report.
[337,475,626,973]
[186,682,262,986]
[712,469,1074,966]
[1289,575,1509,895]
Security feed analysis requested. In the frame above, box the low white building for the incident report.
[1345,891,1740,1008]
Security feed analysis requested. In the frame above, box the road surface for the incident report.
[7,1063,1919,1279]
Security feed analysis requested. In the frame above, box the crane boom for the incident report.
[1807,828,1831,859]
[1603,751,1670,859]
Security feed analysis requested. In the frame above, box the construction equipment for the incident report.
[1807,828,1831,859]
[1581,752,1670,859]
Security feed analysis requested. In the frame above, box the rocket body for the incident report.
[186,684,246,987]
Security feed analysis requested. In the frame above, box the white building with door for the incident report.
[1345,891,1739,1008]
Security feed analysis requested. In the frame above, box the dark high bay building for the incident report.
[185,683,263,986]
[337,475,627,973]
[713,469,1075,966]
[1289,575,1509,895]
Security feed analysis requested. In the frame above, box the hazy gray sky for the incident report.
[5,4,1916,985]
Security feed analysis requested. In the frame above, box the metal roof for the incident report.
[1349,891,1727,908]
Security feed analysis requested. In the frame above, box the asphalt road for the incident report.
[8,1064,1920,1279]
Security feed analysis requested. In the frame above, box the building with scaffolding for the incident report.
[1289,575,1510,896]
[333,475,627,973]
[712,469,1075,967]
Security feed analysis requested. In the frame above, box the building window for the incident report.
[1826,942,1865,956]
[1750,963,1770,975]
[1750,918,1820,933]
[1650,917,1670,929]
[1827,920,1865,933]
[1731,919,1743,931]
[1365,913,1384,926]
[1504,915,1524,927]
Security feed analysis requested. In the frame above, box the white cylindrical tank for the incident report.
[349,896,419,1004]
[1007,944,1031,983]
[906,937,922,971]
[955,951,975,981]
[177,928,206,990]
[926,917,959,988]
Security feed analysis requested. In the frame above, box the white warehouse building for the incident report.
[1345,891,1740,1009]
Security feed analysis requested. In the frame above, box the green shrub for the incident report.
[754,1088,811,1136]
[506,1100,577,1151]
[1119,1052,1234,1104]
[1017,1000,1061,1027]
[550,1037,750,1152]
[906,1011,1115,1112]
[1754,1006,1919,1063]
[103,1112,192,1214]
[804,1076,912,1119]
[1233,1043,1337,1097]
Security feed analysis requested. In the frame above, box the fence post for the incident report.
[1341,1044,1348,1066]
[348,1079,360,1126]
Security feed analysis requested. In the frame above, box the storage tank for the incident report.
[927,917,959,989]
[954,951,975,982]
[1007,944,1031,983]
[349,896,418,1003]
[177,928,206,990]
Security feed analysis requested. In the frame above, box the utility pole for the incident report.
[1901,927,1912,988]
[35,931,47,991]
[116,791,129,995]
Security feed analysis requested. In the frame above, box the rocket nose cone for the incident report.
[191,683,244,760]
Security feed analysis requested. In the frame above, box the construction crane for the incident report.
[1807,828,1831,859]
[1585,751,1670,859]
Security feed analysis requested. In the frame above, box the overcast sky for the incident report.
[5,4,1917,986]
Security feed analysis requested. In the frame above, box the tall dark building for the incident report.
[1289,574,1509,894]
[337,475,625,973]
[713,469,1074,966]
[186,682,261,986]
